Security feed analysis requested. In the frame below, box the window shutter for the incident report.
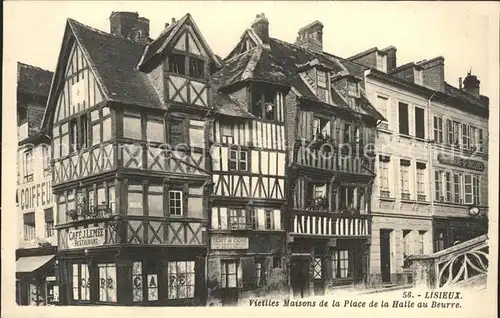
[169,118,185,144]
[241,257,255,288]
[23,212,35,224]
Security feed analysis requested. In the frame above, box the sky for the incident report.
[3,1,498,98]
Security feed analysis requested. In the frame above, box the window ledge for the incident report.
[378,196,396,202]
[399,134,413,140]
[400,199,417,204]
[415,200,431,205]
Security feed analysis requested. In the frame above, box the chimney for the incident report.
[109,11,150,45]
[382,46,397,72]
[459,77,462,89]
[418,56,445,92]
[251,13,269,45]
[295,21,324,53]
[462,71,480,97]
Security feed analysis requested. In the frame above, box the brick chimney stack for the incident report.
[296,21,324,53]
[109,11,150,45]
[382,46,397,72]
[462,71,481,97]
[251,13,270,45]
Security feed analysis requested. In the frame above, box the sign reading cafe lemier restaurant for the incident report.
[67,227,106,249]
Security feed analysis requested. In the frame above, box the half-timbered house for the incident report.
[41,12,221,306]
[207,14,384,302]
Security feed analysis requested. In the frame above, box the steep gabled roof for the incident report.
[17,62,53,97]
[212,36,384,121]
[137,13,222,70]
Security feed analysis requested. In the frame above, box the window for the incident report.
[434,171,443,201]
[255,261,263,286]
[398,102,409,135]
[445,172,452,202]
[229,209,247,230]
[416,162,426,200]
[453,173,462,203]
[312,117,331,139]
[69,119,78,152]
[128,184,143,216]
[221,260,238,288]
[189,120,205,148]
[146,119,164,143]
[478,129,484,152]
[132,262,143,302]
[464,174,473,204]
[400,159,411,199]
[92,122,101,146]
[418,231,426,254]
[72,263,90,301]
[378,157,390,197]
[80,115,89,149]
[446,119,453,145]
[23,212,35,241]
[265,210,273,230]
[229,149,248,171]
[189,58,205,78]
[98,263,117,302]
[273,257,282,269]
[169,118,185,144]
[452,121,460,146]
[376,96,389,127]
[42,145,51,174]
[415,107,425,139]
[433,116,443,143]
[343,123,351,143]
[250,210,257,230]
[23,150,33,183]
[317,70,327,88]
[462,123,470,149]
[470,126,478,150]
[45,208,54,237]
[123,114,142,140]
[332,250,349,278]
[313,258,323,279]
[376,53,387,72]
[169,190,183,216]
[169,54,186,75]
[347,81,359,98]
[148,185,164,217]
[414,69,423,85]
[168,261,195,299]
[402,230,411,259]
[472,176,480,205]
[252,88,278,120]
[314,184,327,198]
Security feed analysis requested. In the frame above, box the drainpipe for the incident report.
[427,90,437,252]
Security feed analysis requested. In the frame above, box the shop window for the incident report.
[72,263,90,301]
[132,262,143,302]
[332,250,350,279]
[229,149,248,171]
[168,261,195,299]
[147,274,159,301]
[229,209,247,230]
[98,263,117,302]
[146,119,165,143]
[221,260,238,288]
[23,212,35,241]
[169,190,183,216]
[123,113,142,140]
[169,54,186,75]
[128,184,143,216]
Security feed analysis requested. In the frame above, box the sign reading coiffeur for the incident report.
[67,227,106,249]
[18,180,54,212]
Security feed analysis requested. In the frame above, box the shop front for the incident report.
[433,213,488,252]
[16,246,58,306]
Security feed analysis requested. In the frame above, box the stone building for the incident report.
[348,48,489,287]
[16,62,57,305]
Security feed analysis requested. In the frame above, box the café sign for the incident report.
[67,227,105,249]
[211,236,249,250]
[437,154,485,172]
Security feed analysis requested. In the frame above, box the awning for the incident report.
[16,255,55,276]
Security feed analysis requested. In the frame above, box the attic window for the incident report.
[251,87,277,120]
[312,117,331,139]
[414,69,423,85]
[189,58,205,79]
[169,54,186,75]
[347,81,359,98]
[376,53,387,72]
[317,70,327,88]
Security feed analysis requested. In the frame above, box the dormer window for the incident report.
[251,87,278,120]
[189,58,205,78]
[169,54,186,75]
[347,81,359,98]
[317,70,327,88]
[168,54,206,80]
[376,53,387,72]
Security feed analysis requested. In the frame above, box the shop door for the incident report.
[312,257,325,295]
[380,230,392,283]
[220,260,239,306]
[290,258,310,298]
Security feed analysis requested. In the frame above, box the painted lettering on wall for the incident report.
[210,236,249,250]
[18,180,53,212]
[437,154,485,172]
[67,227,105,249]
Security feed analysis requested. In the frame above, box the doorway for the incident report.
[290,258,310,298]
[380,229,392,283]
[220,260,239,306]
